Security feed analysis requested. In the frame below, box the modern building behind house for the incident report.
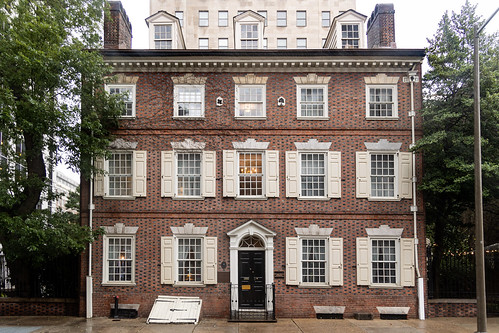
[80,0,426,320]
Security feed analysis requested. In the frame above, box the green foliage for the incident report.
[418,1,499,252]
[0,0,123,278]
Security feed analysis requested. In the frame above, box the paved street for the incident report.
[0,316,499,333]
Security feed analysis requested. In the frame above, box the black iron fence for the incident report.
[230,283,276,321]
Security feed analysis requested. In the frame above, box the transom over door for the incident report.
[238,250,265,308]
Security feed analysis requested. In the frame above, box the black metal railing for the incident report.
[230,283,276,321]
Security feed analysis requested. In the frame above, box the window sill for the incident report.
[367,197,401,202]
[235,196,268,201]
[369,285,403,289]
[365,117,399,121]
[103,196,136,200]
[234,116,267,120]
[118,116,136,119]
[298,284,331,289]
[172,196,205,201]
[173,283,206,288]
[172,116,205,120]
[296,117,330,121]
[102,282,136,287]
[298,197,330,201]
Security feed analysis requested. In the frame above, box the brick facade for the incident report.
[367,4,396,48]
[103,1,132,49]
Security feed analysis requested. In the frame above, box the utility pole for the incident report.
[473,7,498,333]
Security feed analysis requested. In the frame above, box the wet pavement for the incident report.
[0,316,498,333]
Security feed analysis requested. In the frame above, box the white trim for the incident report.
[102,233,136,286]
[173,85,205,118]
[296,84,328,119]
[235,84,266,118]
[365,84,399,119]
[105,84,136,118]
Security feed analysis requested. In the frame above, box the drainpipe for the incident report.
[86,158,94,319]
[407,67,425,320]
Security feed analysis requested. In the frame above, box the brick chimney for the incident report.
[104,1,132,49]
[366,3,396,48]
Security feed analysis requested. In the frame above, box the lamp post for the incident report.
[473,7,498,333]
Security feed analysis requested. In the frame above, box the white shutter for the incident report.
[329,238,343,286]
[327,152,341,198]
[399,152,413,199]
[223,150,237,197]
[161,151,175,197]
[202,151,216,197]
[161,237,175,284]
[94,156,105,197]
[133,151,147,197]
[286,152,299,197]
[286,237,300,285]
[400,238,415,287]
[265,150,279,197]
[356,152,369,198]
[203,237,217,284]
[356,237,370,285]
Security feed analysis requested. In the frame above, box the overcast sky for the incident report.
[118,0,498,50]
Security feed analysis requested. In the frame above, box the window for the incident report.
[356,225,415,288]
[199,11,209,27]
[355,141,412,200]
[175,11,183,27]
[297,85,327,118]
[174,85,205,117]
[277,11,287,26]
[257,11,267,26]
[223,142,279,199]
[102,223,138,286]
[286,225,343,287]
[296,11,306,27]
[161,147,216,199]
[218,38,228,49]
[235,85,265,118]
[300,153,325,197]
[94,150,147,198]
[218,10,228,27]
[241,24,258,49]
[367,86,397,118]
[277,38,287,49]
[296,38,307,49]
[198,38,209,49]
[161,224,217,285]
[322,38,327,47]
[106,85,136,117]
[263,38,268,49]
[341,24,359,48]
[154,24,172,49]
[322,11,330,27]
[238,152,263,197]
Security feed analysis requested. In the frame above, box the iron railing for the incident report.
[230,283,276,321]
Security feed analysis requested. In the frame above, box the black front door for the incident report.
[238,250,265,308]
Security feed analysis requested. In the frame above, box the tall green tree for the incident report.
[0,0,122,295]
[418,1,499,292]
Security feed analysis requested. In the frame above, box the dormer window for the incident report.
[324,9,366,49]
[154,25,172,49]
[234,11,265,49]
[146,11,186,49]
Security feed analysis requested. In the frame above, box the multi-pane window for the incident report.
[302,239,326,283]
[371,239,397,284]
[241,24,258,49]
[154,25,172,49]
[107,237,133,282]
[218,10,228,27]
[257,10,267,26]
[199,11,209,27]
[296,38,307,49]
[108,152,132,197]
[174,85,204,117]
[238,152,263,196]
[322,11,330,27]
[277,11,287,26]
[178,238,202,282]
[369,87,394,117]
[108,86,134,117]
[218,38,228,49]
[341,24,359,48]
[177,153,201,197]
[298,86,326,117]
[301,153,325,197]
[277,38,287,49]
[198,38,209,49]
[175,11,184,27]
[370,154,395,198]
[296,11,306,27]
[236,85,264,117]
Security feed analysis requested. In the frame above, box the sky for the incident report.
[118,0,498,50]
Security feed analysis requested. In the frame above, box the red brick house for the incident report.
[80,1,426,320]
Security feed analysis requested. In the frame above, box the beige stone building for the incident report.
[147,0,368,49]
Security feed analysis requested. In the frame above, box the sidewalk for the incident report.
[0,316,498,333]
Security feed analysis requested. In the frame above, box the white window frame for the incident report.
[369,152,397,199]
[102,234,136,286]
[199,11,209,27]
[240,24,259,49]
[175,152,202,198]
[296,10,306,27]
[296,85,328,119]
[322,11,330,27]
[218,10,228,27]
[277,38,287,49]
[366,84,398,119]
[370,238,399,286]
[341,23,360,49]
[237,151,265,198]
[176,237,204,284]
[299,152,327,199]
[173,85,205,118]
[296,38,307,49]
[277,11,287,27]
[105,84,136,118]
[153,24,173,49]
[300,237,328,286]
[175,11,184,27]
[235,84,266,118]
[218,38,228,49]
[198,38,209,49]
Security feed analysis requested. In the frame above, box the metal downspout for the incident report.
[86,159,94,319]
